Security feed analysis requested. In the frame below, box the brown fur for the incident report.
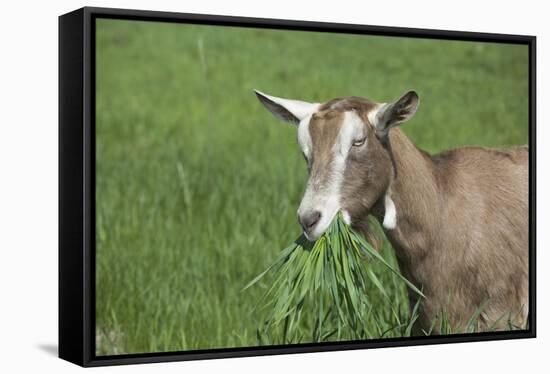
[321,96,528,333]
[255,91,529,333]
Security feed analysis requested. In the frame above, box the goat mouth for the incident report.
[303,231,315,242]
[303,229,323,242]
[301,210,340,242]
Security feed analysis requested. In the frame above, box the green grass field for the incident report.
[95,19,529,355]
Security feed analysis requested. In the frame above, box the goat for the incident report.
[255,89,528,333]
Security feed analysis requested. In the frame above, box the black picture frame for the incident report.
[59,6,537,367]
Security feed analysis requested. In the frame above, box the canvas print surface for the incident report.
[95,18,529,355]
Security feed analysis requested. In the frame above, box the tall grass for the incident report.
[245,213,424,343]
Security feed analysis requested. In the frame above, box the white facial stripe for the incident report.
[297,115,313,158]
[383,193,397,229]
[298,111,365,240]
[337,111,366,156]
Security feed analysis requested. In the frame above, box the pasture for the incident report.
[95,18,528,355]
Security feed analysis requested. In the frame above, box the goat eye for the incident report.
[352,138,366,147]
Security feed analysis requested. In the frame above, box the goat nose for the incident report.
[299,211,322,231]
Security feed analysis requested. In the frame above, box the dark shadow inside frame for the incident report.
[59,6,536,367]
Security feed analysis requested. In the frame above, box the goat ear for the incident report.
[374,91,419,136]
[254,89,319,125]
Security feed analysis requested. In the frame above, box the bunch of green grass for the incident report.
[244,212,424,344]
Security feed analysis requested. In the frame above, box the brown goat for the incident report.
[255,89,529,333]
